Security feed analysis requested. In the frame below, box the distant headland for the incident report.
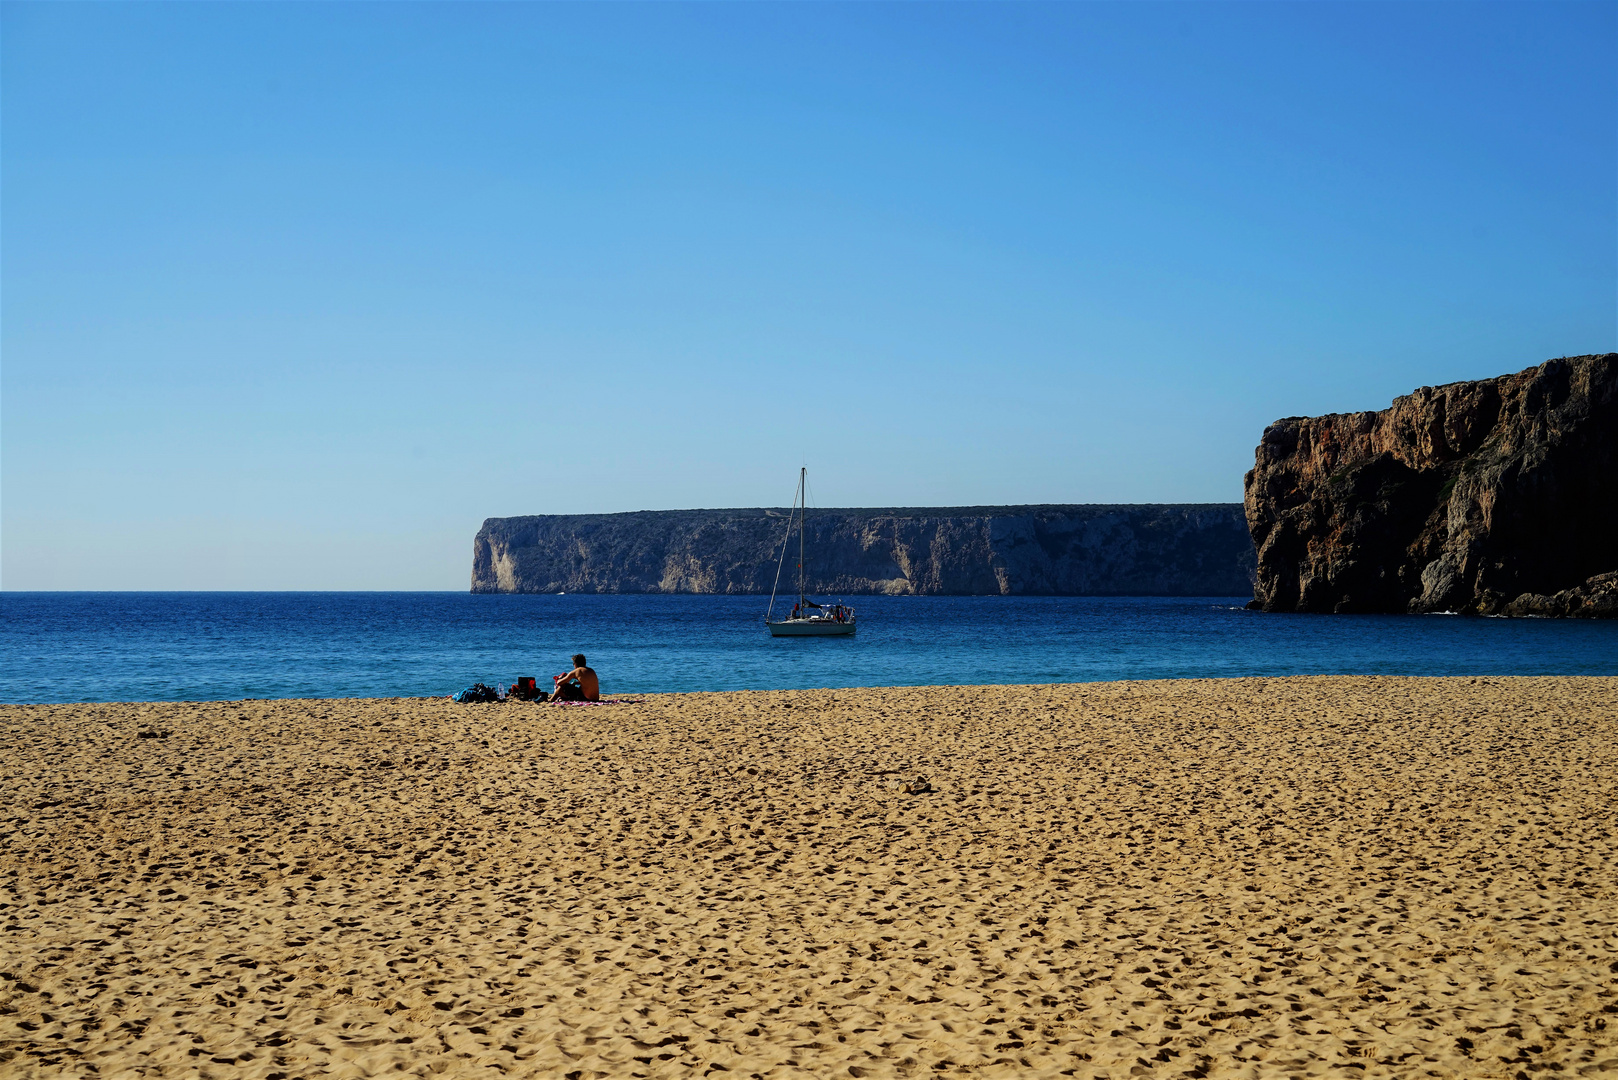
[472,504,1255,596]
[473,353,1616,617]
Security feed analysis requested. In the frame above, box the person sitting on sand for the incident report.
[550,654,600,702]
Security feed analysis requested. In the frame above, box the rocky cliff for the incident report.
[1245,354,1617,616]
[472,505,1255,596]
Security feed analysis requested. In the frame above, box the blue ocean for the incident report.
[1,592,1614,704]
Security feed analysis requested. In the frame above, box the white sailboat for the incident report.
[765,467,856,637]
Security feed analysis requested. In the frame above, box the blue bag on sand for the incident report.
[452,683,501,704]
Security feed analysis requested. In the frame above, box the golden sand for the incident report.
[2,676,1616,1079]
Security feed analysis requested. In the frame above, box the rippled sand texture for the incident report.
[3,676,1616,1079]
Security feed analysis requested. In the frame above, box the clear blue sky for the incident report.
[3,2,1613,589]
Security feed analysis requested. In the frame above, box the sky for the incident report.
[2,2,1614,590]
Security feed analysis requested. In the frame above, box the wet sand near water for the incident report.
[2,676,1616,1078]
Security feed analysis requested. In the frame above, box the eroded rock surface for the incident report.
[1245,354,1617,615]
[472,505,1254,596]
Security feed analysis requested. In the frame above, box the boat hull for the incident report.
[766,619,856,637]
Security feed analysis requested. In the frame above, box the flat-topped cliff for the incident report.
[472,504,1255,596]
[1244,353,1617,617]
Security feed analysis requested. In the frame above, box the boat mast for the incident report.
[798,466,806,613]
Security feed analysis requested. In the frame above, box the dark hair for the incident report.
[572,654,587,668]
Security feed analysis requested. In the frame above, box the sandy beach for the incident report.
[2,676,1615,1079]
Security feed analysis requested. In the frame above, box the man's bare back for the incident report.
[552,653,600,702]
[571,665,600,700]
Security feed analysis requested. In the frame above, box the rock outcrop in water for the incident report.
[472,505,1254,596]
[1244,353,1617,616]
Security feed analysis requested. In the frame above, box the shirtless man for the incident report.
[550,654,600,702]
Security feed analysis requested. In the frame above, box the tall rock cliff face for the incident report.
[1245,354,1617,617]
[472,505,1255,596]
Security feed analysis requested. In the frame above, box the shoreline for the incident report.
[4,676,1615,1077]
[8,667,1618,709]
